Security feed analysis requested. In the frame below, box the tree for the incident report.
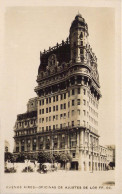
[4,152,13,162]
[38,152,54,164]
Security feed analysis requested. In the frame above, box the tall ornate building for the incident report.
[13,14,106,171]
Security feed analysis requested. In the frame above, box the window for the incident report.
[53,96,55,102]
[56,95,58,101]
[78,88,80,94]
[72,121,74,127]
[64,113,66,118]
[56,124,58,129]
[42,118,44,123]
[83,100,86,105]
[56,115,58,120]
[49,116,51,121]
[60,94,63,100]
[68,101,70,108]
[80,49,83,54]
[72,100,75,106]
[64,103,66,109]
[53,116,55,121]
[72,153,76,158]
[72,110,74,116]
[46,117,48,122]
[46,126,48,131]
[53,106,55,111]
[49,97,51,103]
[49,126,51,131]
[77,120,80,126]
[40,100,41,106]
[40,109,41,114]
[60,114,63,119]
[53,125,55,130]
[60,124,62,129]
[42,127,44,132]
[77,109,80,115]
[39,118,41,123]
[83,120,86,127]
[83,89,86,95]
[77,99,80,105]
[68,112,70,118]
[42,109,44,114]
[42,99,44,105]
[46,98,48,104]
[68,91,70,97]
[49,107,51,112]
[81,41,83,46]
[83,110,86,116]
[64,93,66,99]
[46,108,48,113]
[56,105,58,111]
[60,104,63,110]
[72,89,75,95]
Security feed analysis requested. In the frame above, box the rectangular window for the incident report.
[53,125,55,130]
[68,91,70,97]
[72,110,74,116]
[77,99,80,105]
[78,88,80,94]
[68,101,70,108]
[83,89,86,95]
[83,100,86,105]
[39,109,41,114]
[42,99,44,105]
[42,127,44,132]
[77,109,80,115]
[49,97,51,103]
[42,118,44,123]
[68,112,70,118]
[56,115,58,120]
[64,93,66,99]
[53,106,55,111]
[46,126,48,131]
[83,110,86,116]
[60,114,63,119]
[46,117,48,122]
[64,113,66,118]
[53,96,55,102]
[72,89,75,95]
[40,100,41,106]
[56,105,58,111]
[60,104,63,110]
[77,120,80,126]
[56,95,58,101]
[49,126,51,131]
[49,107,51,112]
[49,116,51,121]
[46,98,48,104]
[64,103,66,109]
[83,120,86,127]
[53,116,55,121]
[56,124,58,129]
[60,124,62,129]
[42,109,44,114]
[39,118,41,123]
[72,100,75,106]
[72,121,74,127]
[60,94,63,100]
[46,108,48,113]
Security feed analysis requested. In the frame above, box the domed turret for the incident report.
[69,13,89,63]
[70,14,88,35]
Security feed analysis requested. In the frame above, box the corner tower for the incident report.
[69,14,88,63]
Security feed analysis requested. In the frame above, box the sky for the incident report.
[1,6,116,151]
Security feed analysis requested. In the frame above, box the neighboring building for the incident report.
[13,13,114,171]
[106,145,115,165]
[5,140,10,152]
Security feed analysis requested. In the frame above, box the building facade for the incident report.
[13,14,110,171]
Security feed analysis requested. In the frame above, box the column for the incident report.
[36,136,39,151]
[76,131,79,155]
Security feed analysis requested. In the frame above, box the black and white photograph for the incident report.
[0,0,121,194]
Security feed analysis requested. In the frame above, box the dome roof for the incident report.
[70,13,88,33]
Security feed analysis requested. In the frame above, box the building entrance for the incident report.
[71,162,78,170]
